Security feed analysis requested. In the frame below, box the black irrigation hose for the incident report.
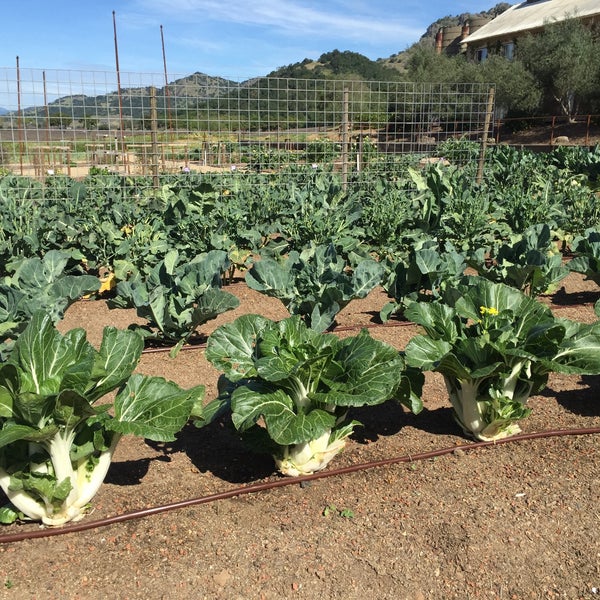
[1,425,599,544]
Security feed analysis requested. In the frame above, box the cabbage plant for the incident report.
[0,312,204,526]
[405,277,600,441]
[202,314,423,476]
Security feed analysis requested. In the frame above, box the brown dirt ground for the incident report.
[497,120,600,148]
[1,272,600,600]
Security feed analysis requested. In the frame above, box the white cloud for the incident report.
[133,0,418,44]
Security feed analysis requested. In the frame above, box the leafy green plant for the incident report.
[568,227,600,287]
[108,249,239,355]
[405,277,600,441]
[0,311,204,525]
[200,314,423,476]
[0,250,100,359]
[467,223,569,297]
[359,176,414,254]
[380,240,466,322]
[278,176,366,254]
[245,243,383,332]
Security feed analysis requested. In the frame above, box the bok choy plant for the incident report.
[201,314,423,476]
[0,311,204,526]
[404,277,600,441]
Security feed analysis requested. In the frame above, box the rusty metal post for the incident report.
[341,88,349,191]
[113,11,127,168]
[150,87,160,189]
[476,86,495,185]
[16,56,24,176]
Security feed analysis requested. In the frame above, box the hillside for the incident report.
[381,2,512,71]
[267,49,400,81]
[14,3,511,121]
[23,72,241,119]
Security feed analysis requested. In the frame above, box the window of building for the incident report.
[503,42,515,60]
[476,47,488,62]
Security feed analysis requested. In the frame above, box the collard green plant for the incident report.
[0,311,205,525]
[108,249,239,355]
[201,314,423,476]
[467,223,569,297]
[0,250,100,359]
[245,243,383,332]
[405,277,600,441]
[380,240,467,322]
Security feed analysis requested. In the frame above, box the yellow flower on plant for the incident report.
[98,271,116,294]
[479,306,499,316]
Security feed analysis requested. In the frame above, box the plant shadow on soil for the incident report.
[551,286,600,306]
[104,457,160,486]
[349,401,459,443]
[543,374,600,417]
[145,420,276,484]
[139,402,462,485]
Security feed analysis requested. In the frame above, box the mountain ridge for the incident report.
[12,3,512,119]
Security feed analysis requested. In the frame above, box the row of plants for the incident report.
[1,143,599,280]
[3,222,600,360]
[2,268,600,528]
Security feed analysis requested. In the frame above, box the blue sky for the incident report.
[3,1,504,79]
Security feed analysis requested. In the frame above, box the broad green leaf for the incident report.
[405,301,458,342]
[245,259,293,297]
[88,327,144,401]
[191,288,239,328]
[0,423,42,449]
[550,321,600,373]
[108,374,205,442]
[231,386,336,446]
[206,314,271,380]
[350,259,383,298]
[12,312,87,396]
[46,275,101,305]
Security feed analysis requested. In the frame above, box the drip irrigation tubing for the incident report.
[140,320,419,354]
[1,425,599,544]
[138,303,598,355]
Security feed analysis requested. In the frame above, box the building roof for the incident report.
[462,0,600,45]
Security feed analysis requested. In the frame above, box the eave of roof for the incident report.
[462,0,600,44]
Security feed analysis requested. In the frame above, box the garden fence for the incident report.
[0,66,494,189]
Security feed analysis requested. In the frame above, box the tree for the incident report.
[403,45,463,83]
[517,17,600,121]
[478,55,542,116]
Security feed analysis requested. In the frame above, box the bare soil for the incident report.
[1,272,600,600]
[497,120,600,148]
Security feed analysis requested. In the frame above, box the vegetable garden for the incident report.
[1,136,600,597]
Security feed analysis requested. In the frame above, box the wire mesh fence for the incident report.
[0,67,494,188]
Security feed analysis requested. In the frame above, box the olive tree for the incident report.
[517,17,600,121]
